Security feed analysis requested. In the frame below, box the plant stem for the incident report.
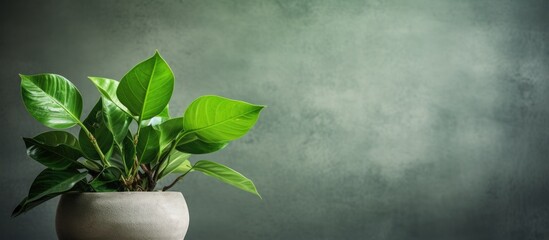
[88,167,108,187]
[128,117,142,178]
[134,117,143,144]
[141,164,156,191]
[130,155,140,178]
[153,132,196,181]
[162,167,193,191]
[78,122,109,167]
[177,134,198,146]
[153,141,177,180]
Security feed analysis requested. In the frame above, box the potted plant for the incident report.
[12,51,264,240]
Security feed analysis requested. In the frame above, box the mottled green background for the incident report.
[2,0,549,239]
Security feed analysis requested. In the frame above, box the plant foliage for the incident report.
[13,51,264,217]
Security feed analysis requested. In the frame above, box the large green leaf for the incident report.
[88,77,132,145]
[20,74,83,129]
[23,131,82,170]
[161,117,229,154]
[183,95,264,143]
[158,151,191,179]
[176,135,229,154]
[79,99,114,160]
[193,160,260,198]
[27,169,88,202]
[116,52,174,120]
[136,126,160,164]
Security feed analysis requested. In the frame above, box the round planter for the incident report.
[56,191,189,240]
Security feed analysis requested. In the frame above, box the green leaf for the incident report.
[136,126,160,164]
[90,167,122,192]
[27,169,88,202]
[12,194,58,217]
[79,159,102,172]
[176,135,229,154]
[12,169,91,217]
[102,98,132,145]
[33,130,80,148]
[193,160,261,198]
[79,99,114,160]
[158,151,191,179]
[88,76,130,113]
[116,51,174,120]
[88,77,133,145]
[20,74,83,129]
[183,95,264,143]
[158,105,170,118]
[174,159,193,173]
[104,146,115,165]
[144,105,170,127]
[23,131,82,170]
[156,117,184,150]
[106,147,127,172]
[122,134,136,173]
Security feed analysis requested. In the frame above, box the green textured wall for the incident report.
[2,0,549,239]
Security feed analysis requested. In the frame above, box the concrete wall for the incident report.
[1,0,549,239]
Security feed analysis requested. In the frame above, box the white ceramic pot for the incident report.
[56,192,189,240]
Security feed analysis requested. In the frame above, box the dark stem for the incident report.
[154,132,196,182]
[162,167,193,191]
[153,141,176,181]
[141,164,156,191]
